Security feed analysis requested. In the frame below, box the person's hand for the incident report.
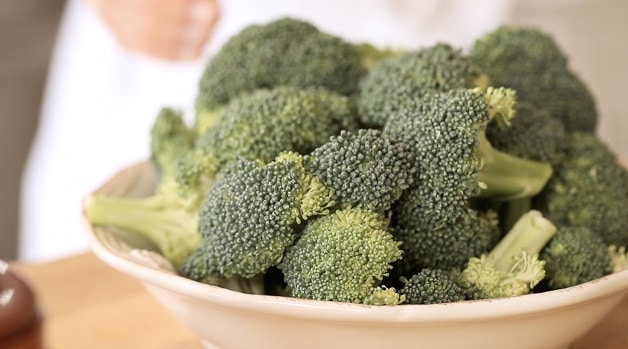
[85,0,220,61]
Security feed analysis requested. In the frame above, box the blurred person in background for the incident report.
[19,0,517,262]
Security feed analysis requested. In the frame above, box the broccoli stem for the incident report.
[501,198,533,232]
[85,194,201,269]
[490,210,557,272]
[476,134,553,201]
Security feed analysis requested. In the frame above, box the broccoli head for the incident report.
[539,133,628,247]
[385,87,553,231]
[177,86,358,197]
[279,207,404,305]
[358,42,487,127]
[399,268,466,305]
[393,208,500,273]
[304,129,418,212]
[149,107,196,178]
[541,226,613,290]
[470,25,598,133]
[180,152,334,280]
[486,101,568,165]
[201,87,358,164]
[196,17,366,115]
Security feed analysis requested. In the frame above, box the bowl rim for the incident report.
[83,161,628,324]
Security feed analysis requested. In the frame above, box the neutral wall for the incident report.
[1,0,627,260]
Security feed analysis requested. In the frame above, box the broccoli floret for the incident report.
[149,108,197,178]
[393,208,501,273]
[358,42,487,127]
[385,87,553,231]
[456,210,556,300]
[470,25,598,133]
[195,17,366,118]
[85,108,202,269]
[279,207,404,305]
[486,102,568,165]
[539,133,628,247]
[180,152,334,280]
[399,269,466,305]
[541,226,613,290]
[304,129,418,212]
[177,86,359,196]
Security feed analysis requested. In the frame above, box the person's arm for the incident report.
[85,0,220,60]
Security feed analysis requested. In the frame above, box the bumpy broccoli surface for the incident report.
[279,207,404,305]
[385,87,552,231]
[149,108,197,178]
[304,129,417,212]
[177,86,358,196]
[486,102,568,165]
[456,211,556,300]
[195,17,366,116]
[541,226,613,290]
[180,152,334,280]
[539,133,628,247]
[393,208,500,273]
[470,25,598,133]
[85,108,202,269]
[399,269,466,305]
[359,43,487,127]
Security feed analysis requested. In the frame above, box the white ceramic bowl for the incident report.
[83,162,628,349]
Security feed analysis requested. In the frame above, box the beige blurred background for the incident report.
[1,0,627,260]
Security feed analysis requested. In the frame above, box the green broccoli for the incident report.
[354,42,403,71]
[539,133,628,247]
[149,108,197,178]
[177,86,359,197]
[486,102,568,165]
[385,87,553,231]
[180,152,334,280]
[399,269,466,305]
[456,210,557,300]
[485,101,569,231]
[304,129,418,212]
[85,108,202,269]
[195,17,366,121]
[392,208,501,273]
[470,25,598,133]
[279,207,404,305]
[541,226,613,290]
[609,246,628,273]
[358,42,488,127]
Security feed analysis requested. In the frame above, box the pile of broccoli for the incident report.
[85,18,628,306]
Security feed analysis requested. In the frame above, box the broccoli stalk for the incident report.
[85,179,202,270]
[475,133,554,200]
[85,108,204,271]
[456,210,557,300]
[474,87,554,201]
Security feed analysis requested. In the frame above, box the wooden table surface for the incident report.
[9,252,628,349]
